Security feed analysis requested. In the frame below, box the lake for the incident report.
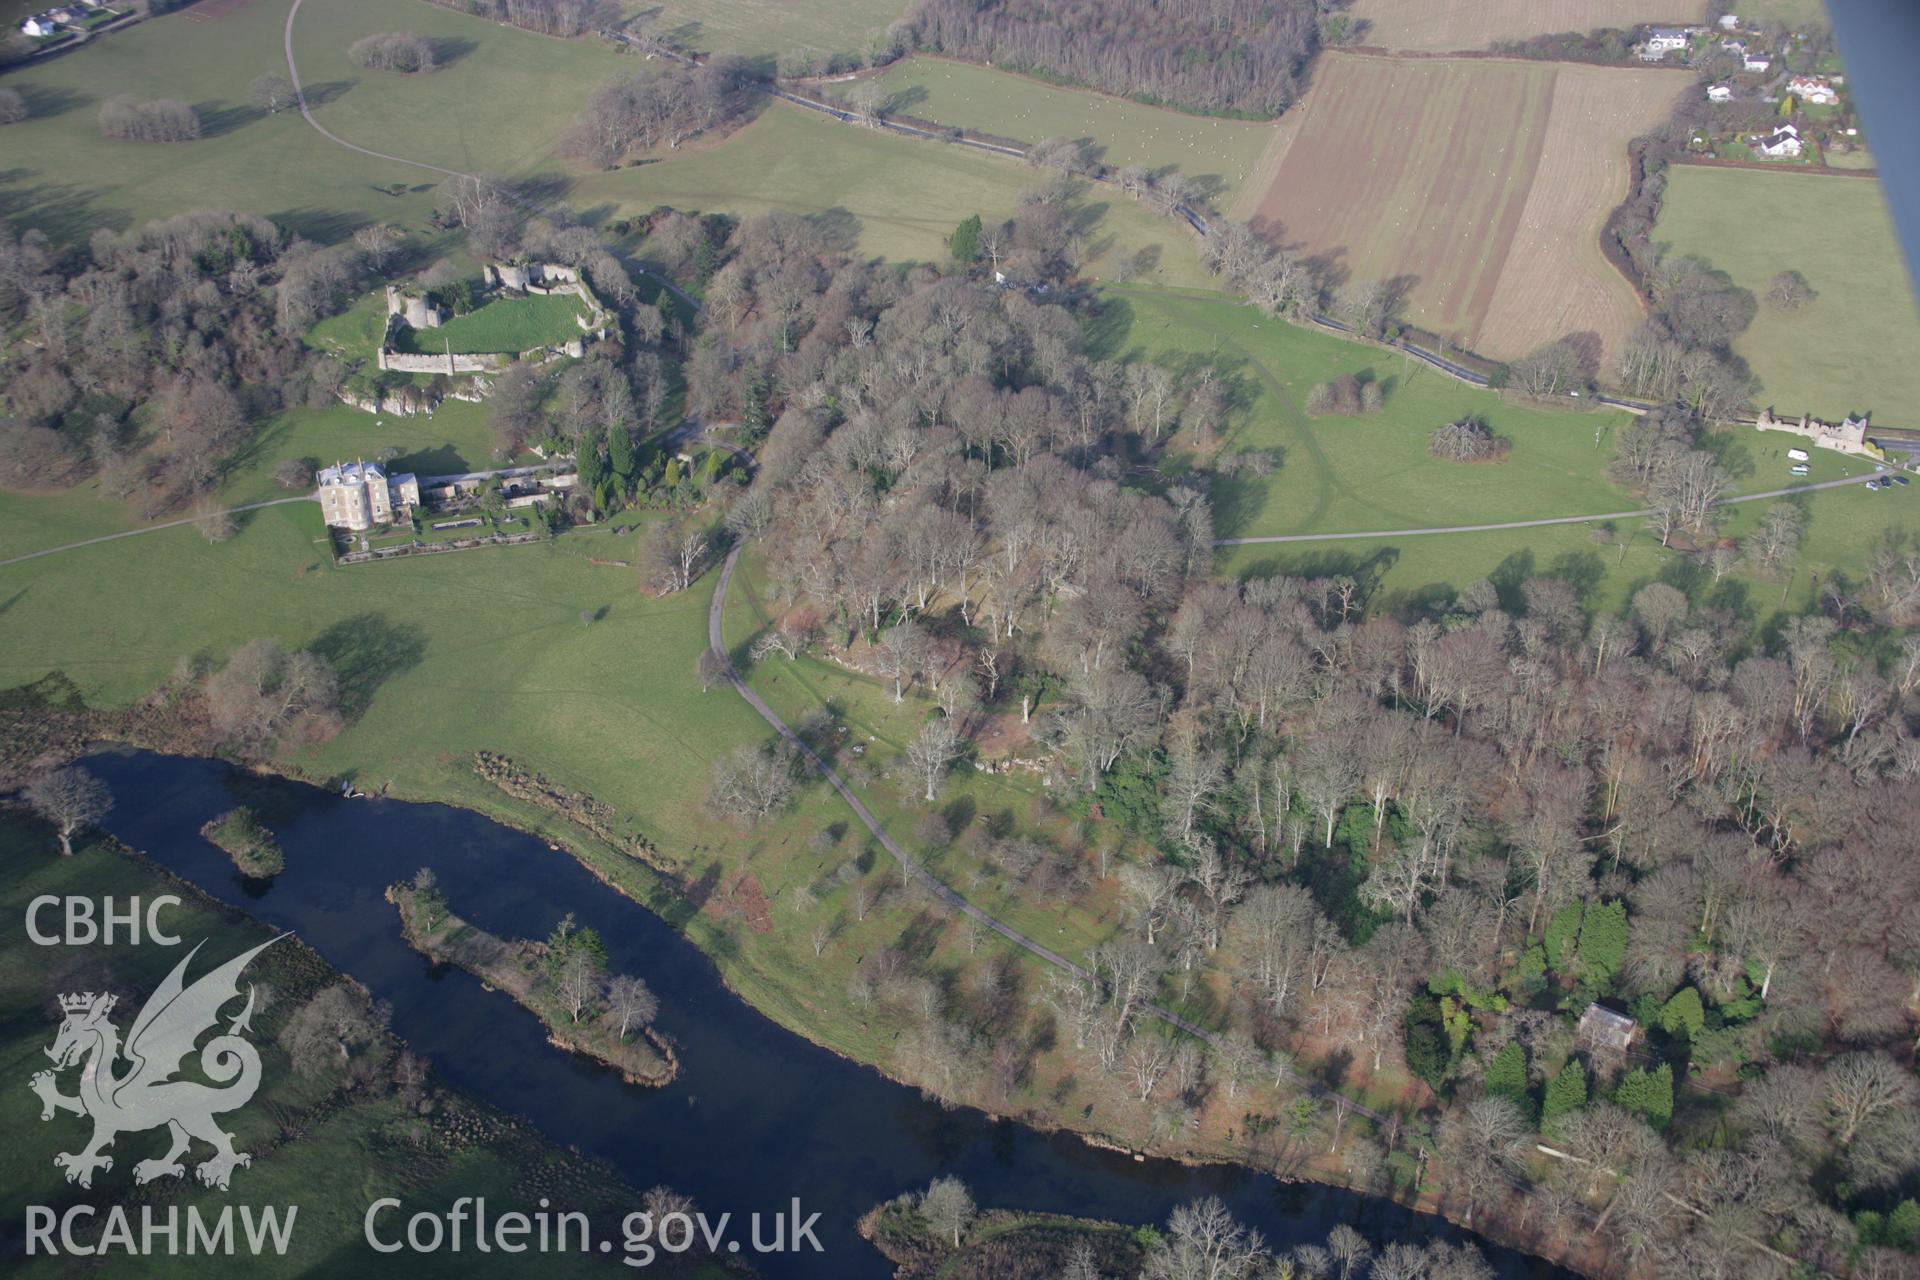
[82,749,1572,1279]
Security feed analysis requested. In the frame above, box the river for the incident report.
[81,749,1571,1278]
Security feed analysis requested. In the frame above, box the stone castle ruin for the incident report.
[367,260,614,386]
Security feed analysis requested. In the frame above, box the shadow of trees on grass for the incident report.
[309,613,427,721]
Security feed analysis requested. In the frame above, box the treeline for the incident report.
[0,189,666,511]
[901,0,1324,117]
[674,207,1920,1274]
[416,0,616,39]
[97,95,200,142]
[565,59,760,167]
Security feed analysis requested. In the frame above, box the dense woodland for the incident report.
[0,212,362,505]
[673,207,1920,1277]
[418,0,618,39]
[901,0,1330,117]
[566,59,762,168]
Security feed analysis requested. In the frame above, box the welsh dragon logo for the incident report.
[31,937,281,1190]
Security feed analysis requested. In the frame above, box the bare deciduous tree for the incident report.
[23,766,112,857]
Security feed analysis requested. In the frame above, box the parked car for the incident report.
[1896,476,1912,487]
[1790,464,1810,476]
[1865,479,1882,490]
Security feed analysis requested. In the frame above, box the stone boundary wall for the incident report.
[336,531,545,565]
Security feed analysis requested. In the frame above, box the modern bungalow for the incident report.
[1744,51,1773,71]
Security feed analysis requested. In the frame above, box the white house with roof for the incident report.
[1751,123,1803,158]
[1744,50,1772,71]
[1645,25,1695,51]
[316,460,420,530]
[1787,74,1838,105]
[1707,83,1734,103]
[20,14,60,35]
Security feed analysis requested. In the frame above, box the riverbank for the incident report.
[860,1200,1144,1279]
[0,673,1586,1276]
[388,881,679,1088]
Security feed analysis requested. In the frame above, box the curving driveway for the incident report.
[0,497,315,570]
[279,0,702,316]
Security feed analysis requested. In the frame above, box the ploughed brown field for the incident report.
[1346,0,1685,52]
[1239,52,1683,365]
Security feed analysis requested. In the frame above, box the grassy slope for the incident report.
[1110,289,1908,624]
[574,101,1214,289]
[290,0,620,178]
[4,1,1208,291]
[0,819,617,1278]
[1217,448,1907,622]
[0,503,766,852]
[638,0,910,60]
[1110,288,1638,538]
[0,0,615,246]
[865,57,1282,206]
[1,0,423,244]
[1655,165,1920,420]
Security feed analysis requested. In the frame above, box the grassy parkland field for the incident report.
[1654,165,1920,422]
[1111,288,1907,627]
[1241,53,1682,367]
[864,57,1285,206]
[577,100,1215,289]
[1,1,1210,293]
[1109,288,1640,539]
[0,0,616,244]
[1216,469,1906,624]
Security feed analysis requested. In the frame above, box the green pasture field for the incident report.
[1216,466,1910,627]
[1734,0,1831,24]
[0,818,622,1278]
[0,0,616,246]
[864,57,1283,205]
[288,0,620,178]
[0,0,431,244]
[1106,288,1640,538]
[1654,165,1920,421]
[578,100,1214,289]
